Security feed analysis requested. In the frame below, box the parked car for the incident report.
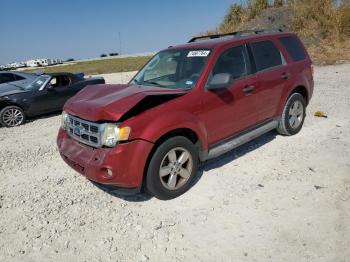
[0,71,35,85]
[0,72,105,127]
[57,29,314,200]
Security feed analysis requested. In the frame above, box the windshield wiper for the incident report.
[142,80,166,88]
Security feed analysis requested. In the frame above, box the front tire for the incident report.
[0,106,26,127]
[146,136,199,200]
[277,93,306,136]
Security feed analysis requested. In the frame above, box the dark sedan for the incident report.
[0,72,105,127]
[0,71,36,85]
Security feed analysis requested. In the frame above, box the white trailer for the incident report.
[26,60,41,67]
[25,58,61,67]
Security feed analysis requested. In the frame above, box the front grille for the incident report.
[65,114,103,147]
[90,125,99,133]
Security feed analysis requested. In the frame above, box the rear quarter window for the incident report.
[0,73,16,84]
[250,40,282,71]
[279,36,306,62]
[14,74,25,81]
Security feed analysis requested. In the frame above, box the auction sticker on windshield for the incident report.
[187,50,210,57]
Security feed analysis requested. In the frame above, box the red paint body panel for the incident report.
[64,84,187,121]
[125,100,209,149]
[57,32,314,189]
[198,74,260,144]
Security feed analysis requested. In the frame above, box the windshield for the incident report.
[130,49,211,89]
[26,75,50,90]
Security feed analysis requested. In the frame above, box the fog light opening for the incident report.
[106,168,113,178]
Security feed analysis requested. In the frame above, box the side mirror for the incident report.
[207,73,233,90]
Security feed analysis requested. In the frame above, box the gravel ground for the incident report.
[0,65,349,262]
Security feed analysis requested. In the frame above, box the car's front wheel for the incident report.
[277,93,306,136]
[146,136,199,200]
[0,106,26,127]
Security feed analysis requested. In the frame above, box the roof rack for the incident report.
[188,28,283,43]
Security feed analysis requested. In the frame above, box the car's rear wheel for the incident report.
[146,136,199,200]
[0,106,26,127]
[277,93,306,136]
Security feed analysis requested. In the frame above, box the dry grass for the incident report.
[291,0,350,64]
[203,0,350,65]
[23,56,152,75]
[308,39,350,64]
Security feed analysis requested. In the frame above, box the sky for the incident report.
[0,0,240,64]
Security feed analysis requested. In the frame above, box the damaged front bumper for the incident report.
[57,128,154,190]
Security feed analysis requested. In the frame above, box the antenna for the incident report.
[118,32,124,83]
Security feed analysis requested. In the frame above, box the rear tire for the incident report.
[277,93,306,136]
[146,136,199,200]
[0,106,26,127]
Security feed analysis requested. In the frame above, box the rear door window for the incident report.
[0,73,16,84]
[279,36,306,62]
[250,40,282,71]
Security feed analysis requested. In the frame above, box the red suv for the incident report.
[57,29,313,200]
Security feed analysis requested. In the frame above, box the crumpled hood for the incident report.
[64,84,187,122]
[0,83,27,97]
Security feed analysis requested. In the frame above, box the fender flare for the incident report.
[132,111,209,152]
[0,101,27,115]
[277,77,310,115]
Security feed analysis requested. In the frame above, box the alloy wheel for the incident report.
[159,147,193,190]
[288,100,304,129]
[2,108,24,127]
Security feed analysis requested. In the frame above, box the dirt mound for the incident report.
[215,1,350,64]
[247,7,293,32]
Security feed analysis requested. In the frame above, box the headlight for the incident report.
[61,111,68,129]
[0,96,9,100]
[102,123,131,147]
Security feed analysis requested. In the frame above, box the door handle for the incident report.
[243,85,255,95]
[281,72,289,80]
